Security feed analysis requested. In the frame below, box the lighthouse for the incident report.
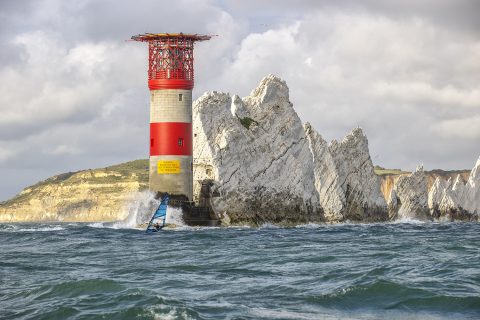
[131,33,212,200]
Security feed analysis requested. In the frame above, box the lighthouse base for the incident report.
[181,203,220,227]
[149,156,193,200]
[154,192,220,227]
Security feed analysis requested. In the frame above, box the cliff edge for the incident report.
[0,160,148,222]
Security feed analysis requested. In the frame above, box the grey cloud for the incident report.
[209,10,480,171]
[221,0,480,35]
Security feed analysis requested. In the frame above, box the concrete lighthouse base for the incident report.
[149,155,193,200]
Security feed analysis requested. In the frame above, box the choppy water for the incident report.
[1,221,479,320]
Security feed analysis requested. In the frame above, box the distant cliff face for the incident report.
[379,169,471,203]
[379,161,479,221]
[428,158,480,220]
[0,160,148,223]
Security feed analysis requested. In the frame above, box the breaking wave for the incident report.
[0,224,65,232]
[88,191,187,230]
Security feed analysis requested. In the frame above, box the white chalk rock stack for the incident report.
[388,165,430,220]
[305,124,387,222]
[193,75,387,224]
[193,75,322,224]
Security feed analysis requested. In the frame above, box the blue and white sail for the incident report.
[146,193,169,233]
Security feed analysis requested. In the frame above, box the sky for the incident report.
[0,0,479,200]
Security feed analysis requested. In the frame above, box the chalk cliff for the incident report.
[304,124,387,222]
[383,159,479,221]
[0,160,148,222]
[192,76,322,224]
[193,75,387,224]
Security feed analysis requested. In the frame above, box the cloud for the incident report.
[0,147,14,163]
[0,30,146,139]
[222,0,480,35]
[371,81,480,109]
[209,10,480,171]
[432,116,480,140]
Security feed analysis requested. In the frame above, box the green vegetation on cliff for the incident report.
[104,159,149,183]
[238,116,258,130]
[1,160,149,207]
[374,166,410,176]
[374,165,470,179]
[0,160,149,222]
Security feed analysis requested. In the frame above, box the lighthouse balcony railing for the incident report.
[149,69,194,81]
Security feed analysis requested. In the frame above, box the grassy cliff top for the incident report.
[374,166,410,176]
[29,159,149,189]
[1,159,149,207]
[104,159,149,179]
[374,165,471,180]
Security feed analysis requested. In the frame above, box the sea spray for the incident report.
[110,190,187,229]
[127,191,159,226]
[87,191,159,229]
[114,191,159,228]
[165,206,186,227]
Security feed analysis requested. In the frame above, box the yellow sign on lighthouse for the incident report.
[157,160,181,174]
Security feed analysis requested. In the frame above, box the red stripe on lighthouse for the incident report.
[150,122,192,156]
[148,79,193,90]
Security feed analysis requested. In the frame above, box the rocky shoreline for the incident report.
[1,75,478,224]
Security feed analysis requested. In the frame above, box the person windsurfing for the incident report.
[146,193,169,233]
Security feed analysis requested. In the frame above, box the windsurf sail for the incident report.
[146,193,170,233]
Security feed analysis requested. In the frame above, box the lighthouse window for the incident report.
[150,138,154,147]
[178,94,183,101]
[178,138,184,146]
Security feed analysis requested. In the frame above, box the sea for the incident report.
[1,215,479,319]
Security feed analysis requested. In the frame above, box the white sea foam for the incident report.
[295,222,323,229]
[226,225,252,229]
[152,309,194,320]
[259,222,280,229]
[87,190,189,230]
[0,224,64,232]
[85,191,156,230]
[87,222,105,229]
[249,307,319,320]
[165,206,185,226]
[16,226,65,232]
[391,216,428,224]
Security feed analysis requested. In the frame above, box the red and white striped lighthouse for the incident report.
[132,33,211,200]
